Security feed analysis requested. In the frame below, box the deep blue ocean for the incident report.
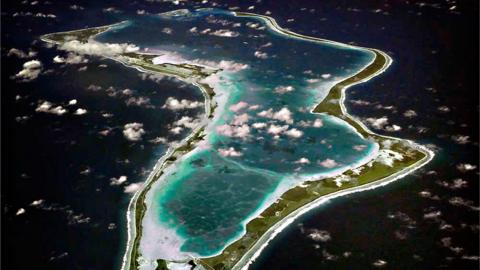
[2,0,478,270]
[95,9,381,259]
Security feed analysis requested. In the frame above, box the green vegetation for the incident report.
[123,56,216,80]
[42,18,432,270]
[197,142,426,270]
[155,260,168,270]
[190,13,431,270]
[41,24,220,270]
[42,25,111,43]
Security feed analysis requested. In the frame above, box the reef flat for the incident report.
[41,9,433,270]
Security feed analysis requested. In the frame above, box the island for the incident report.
[41,8,434,270]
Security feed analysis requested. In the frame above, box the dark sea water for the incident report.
[244,1,479,270]
[95,9,382,259]
[2,0,478,270]
[3,2,204,269]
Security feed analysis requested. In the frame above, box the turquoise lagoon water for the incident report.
[97,9,377,257]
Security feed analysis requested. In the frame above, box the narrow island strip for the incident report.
[40,10,434,270]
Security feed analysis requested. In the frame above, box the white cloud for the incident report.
[30,199,45,207]
[375,104,396,111]
[201,28,211,34]
[162,27,173,34]
[162,97,203,110]
[87,84,102,91]
[35,101,53,112]
[307,229,331,242]
[170,126,183,134]
[437,106,450,112]
[318,159,338,168]
[103,7,121,13]
[15,59,42,81]
[257,107,293,124]
[306,78,320,84]
[274,85,294,94]
[353,144,367,151]
[423,210,442,220]
[285,128,303,138]
[8,48,36,58]
[294,157,310,164]
[13,12,56,18]
[68,99,77,105]
[229,101,249,112]
[375,149,403,167]
[99,129,111,136]
[123,123,145,141]
[8,48,27,58]
[273,107,293,124]
[151,52,188,65]
[218,147,243,157]
[380,139,394,149]
[124,183,143,193]
[321,74,332,79]
[372,260,388,268]
[456,163,477,172]
[126,96,153,108]
[193,59,248,72]
[70,4,84,10]
[246,21,264,29]
[252,122,267,129]
[313,119,323,128]
[233,125,251,137]
[451,135,470,145]
[365,117,401,132]
[74,108,87,115]
[216,124,250,138]
[260,42,272,48]
[173,116,199,129]
[53,53,88,64]
[232,113,249,125]
[350,99,371,106]
[168,115,201,135]
[35,101,68,115]
[298,119,323,128]
[16,208,26,216]
[403,110,417,118]
[267,124,289,135]
[249,104,260,110]
[365,116,389,130]
[254,51,268,59]
[210,29,240,37]
[110,175,127,185]
[122,89,133,96]
[216,60,248,71]
[385,124,402,132]
[59,40,139,57]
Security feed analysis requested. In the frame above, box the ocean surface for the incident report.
[95,9,381,258]
[2,0,478,270]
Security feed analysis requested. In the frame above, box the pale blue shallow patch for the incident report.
[98,9,377,257]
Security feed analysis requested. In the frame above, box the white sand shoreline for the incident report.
[121,12,434,270]
[233,142,434,270]
[41,10,435,270]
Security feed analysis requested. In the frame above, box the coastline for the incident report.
[233,140,434,270]
[194,12,434,270]
[39,10,435,270]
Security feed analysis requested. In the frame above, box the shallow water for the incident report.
[97,9,379,258]
[4,1,476,269]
